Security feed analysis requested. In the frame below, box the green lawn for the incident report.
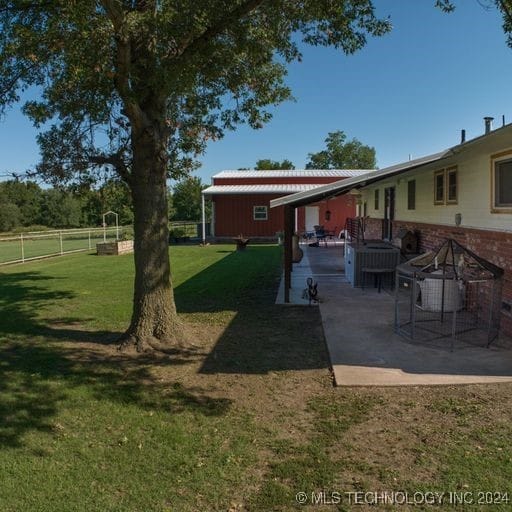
[0,232,119,264]
[1,245,512,511]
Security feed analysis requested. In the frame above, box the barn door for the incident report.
[305,206,320,232]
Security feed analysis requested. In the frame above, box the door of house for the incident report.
[305,206,320,232]
[383,187,395,240]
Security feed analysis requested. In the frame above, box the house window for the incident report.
[493,155,512,210]
[407,180,416,210]
[434,170,445,204]
[253,205,268,220]
[363,201,368,217]
[374,189,379,210]
[447,167,458,204]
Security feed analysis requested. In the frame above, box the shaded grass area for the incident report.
[1,245,512,510]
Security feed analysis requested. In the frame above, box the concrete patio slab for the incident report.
[303,244,512,386]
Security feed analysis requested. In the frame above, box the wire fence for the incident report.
[169,221,200,237]
[0,226,130,266]
[0,222,201,266]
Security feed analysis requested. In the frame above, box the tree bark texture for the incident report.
[119,120,186,352]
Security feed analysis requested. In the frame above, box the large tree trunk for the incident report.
[118,120,187,352]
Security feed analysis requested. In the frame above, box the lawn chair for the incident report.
[313,225,326,245]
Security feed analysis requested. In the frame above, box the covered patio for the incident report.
[279,243,512,386]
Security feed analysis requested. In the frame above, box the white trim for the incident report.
[253,205,268,220]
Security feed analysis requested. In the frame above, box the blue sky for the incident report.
[1,1,511,184]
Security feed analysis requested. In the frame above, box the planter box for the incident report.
[96,240,134,256]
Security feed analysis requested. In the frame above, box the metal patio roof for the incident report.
[269,151,450,208]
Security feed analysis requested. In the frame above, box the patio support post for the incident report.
[284,205,294,303]
[201,193,206,244]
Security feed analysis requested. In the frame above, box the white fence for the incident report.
[0,226,130,266]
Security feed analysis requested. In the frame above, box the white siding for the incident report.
[361,134,512,233]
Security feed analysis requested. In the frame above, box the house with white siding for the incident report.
[271,119,512,336]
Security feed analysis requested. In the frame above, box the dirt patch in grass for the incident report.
[50,311,512,511]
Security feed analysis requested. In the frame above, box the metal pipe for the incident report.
[201,193,206,244]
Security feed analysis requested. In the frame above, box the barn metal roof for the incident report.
[212,169,373,179]
[202,184,327,195]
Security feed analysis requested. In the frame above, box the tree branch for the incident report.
[0,63,37,100]
[100,0,148,131]
[172,0,267,61]
[89,152,131,185]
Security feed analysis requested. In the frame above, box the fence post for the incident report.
[20,233,25,263]
[88,230,92,250]
[59,231,63,255]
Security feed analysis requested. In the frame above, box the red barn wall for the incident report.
[213,194,285,237]
[213,193,357,237]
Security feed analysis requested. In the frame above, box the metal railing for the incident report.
[0,226,130,266]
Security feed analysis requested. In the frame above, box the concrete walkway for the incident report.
[280,243,512,386]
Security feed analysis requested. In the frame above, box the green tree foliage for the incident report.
[0,180,42,225]
[38,189,82,228]
[171,177,209,221]
[81,180,134,227]
[0,0,397,350]
[0,196,21,231]
[306,130,377,170]
[254,159,295,170]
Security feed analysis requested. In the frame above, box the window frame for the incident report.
[407,179,416,210]
[446,166,458,204]
[374,189,379,210]
[253,205,268,221]
[434,169,445,205]
[491,150,512,213]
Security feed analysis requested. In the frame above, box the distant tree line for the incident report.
[0,179,134,232]
[0,177,210,232]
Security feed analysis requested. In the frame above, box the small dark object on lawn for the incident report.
[234,235,250,251]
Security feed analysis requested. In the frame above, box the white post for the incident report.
[59,231,63,255]
[88,230,91,250]
[115,213,119,240]
[201,193,206,244]
[20,233,25,263]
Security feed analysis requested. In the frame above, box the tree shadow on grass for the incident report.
[0,271,231,448]
[171,246,330,375]
[0,340,231,448]
[0,246,328,447]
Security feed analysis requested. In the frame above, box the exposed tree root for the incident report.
[117,320,194,354]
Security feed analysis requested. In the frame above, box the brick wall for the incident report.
[391,220,512,337]
[364,217,383,240]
